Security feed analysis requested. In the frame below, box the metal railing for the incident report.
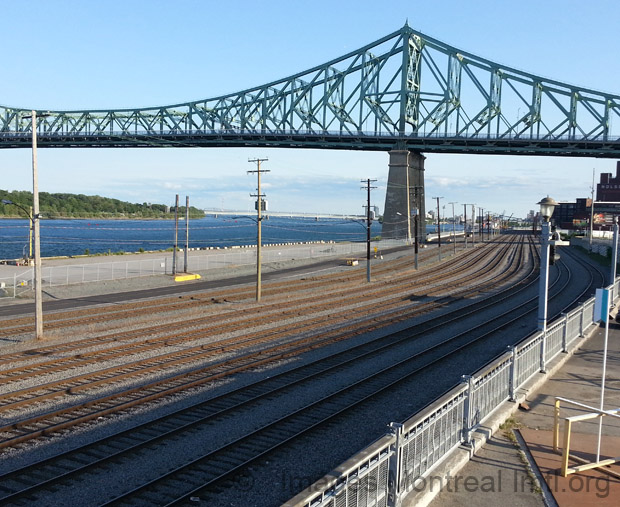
[283,279,618,507]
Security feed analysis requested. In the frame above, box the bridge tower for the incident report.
[382,150,426,243]
[381,28,426,243]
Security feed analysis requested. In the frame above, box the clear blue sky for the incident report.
[1,0,618,218]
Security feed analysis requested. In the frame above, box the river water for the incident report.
[0,216,461,260]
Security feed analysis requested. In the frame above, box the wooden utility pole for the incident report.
[248,158,269,301]
[31,110,43,340]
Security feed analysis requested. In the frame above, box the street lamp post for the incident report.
[537,196,559,335]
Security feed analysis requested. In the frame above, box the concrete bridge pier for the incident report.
[382,150,426,243]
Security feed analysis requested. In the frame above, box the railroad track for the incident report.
[0,235,602,506]
[0,238,510,339]
[1,234,600,505]
[0,246,435,337]
[0,237,524,444]
[0,236,518,387]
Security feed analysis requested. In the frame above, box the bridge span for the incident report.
[1,24,619,241]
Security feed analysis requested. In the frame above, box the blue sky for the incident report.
[1,0,618,218]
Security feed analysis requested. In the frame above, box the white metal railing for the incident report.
[284,279,619,507]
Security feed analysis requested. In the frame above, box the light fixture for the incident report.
[537,196,558,222]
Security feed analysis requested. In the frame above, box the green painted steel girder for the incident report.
[1,24,619,157]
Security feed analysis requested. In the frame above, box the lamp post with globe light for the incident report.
[537,196,559,334]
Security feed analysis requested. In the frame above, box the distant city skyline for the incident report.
[0,1,618,219]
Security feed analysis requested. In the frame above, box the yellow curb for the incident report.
[174,273,201,282]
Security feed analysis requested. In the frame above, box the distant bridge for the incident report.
[1,23,618,158]
[203,210,366,221]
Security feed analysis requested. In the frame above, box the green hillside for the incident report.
[0,190,205,219]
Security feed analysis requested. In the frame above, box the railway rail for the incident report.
[0,238,524,446]
[0,240,492,338]
[0,234,602,506]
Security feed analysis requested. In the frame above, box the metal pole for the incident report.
[367,179,371,283]
[414,212,419,270]
[433,196,443,261]
[463,204,467,249]
[31,110,43,340]
[590,168,595,251]
[538,221,551,332]
[405,158,411,245]
[450,202,457,253]
[487,211,491,239]
[611,217,618,290]
[361,179,376,282]
[184,196,189,273]
[597,290,610,463]
[172,194,179,275]
[471,205,476,246]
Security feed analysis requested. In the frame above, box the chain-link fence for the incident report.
[0,239,408,298]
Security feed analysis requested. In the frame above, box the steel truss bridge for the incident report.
[1,24,620,158]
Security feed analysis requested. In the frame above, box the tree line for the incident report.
[0,190,205,219]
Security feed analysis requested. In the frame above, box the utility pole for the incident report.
[401,186,422,268]
[433,196,443,260]
[248,158,269,301]
[462,203,474,249]
[449,201,457,253]
[487,211,491,239]
[480,208,484,242]
[361,179,377,283]
[184,195,189,273]
[23,110,45,341]
[412,186,420,269]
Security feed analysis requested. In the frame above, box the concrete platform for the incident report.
[428,320,620,507]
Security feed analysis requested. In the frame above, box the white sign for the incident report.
[594,288,610,323]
